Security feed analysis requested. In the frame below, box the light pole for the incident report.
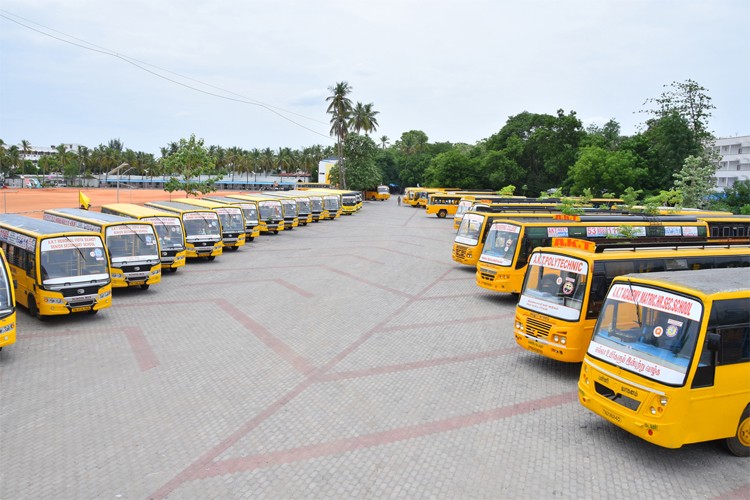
[116,164,134,203]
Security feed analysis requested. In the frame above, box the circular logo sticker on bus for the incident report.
[666,325,679,338]
[556,277,563,286]
[562,282,575,295]
[653,326,664,338]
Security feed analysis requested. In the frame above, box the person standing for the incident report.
[397,195,401,206]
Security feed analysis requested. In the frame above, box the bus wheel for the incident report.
[89,309,98,315]
[169,267,178,273]
[274,230,279,235]
[726,406,750,457]
[140,284,150,290]
[27,295,42,320]
[229,246,239,251]
[207,256,216,261]
[438,209,447,218]
[248,236,254,241]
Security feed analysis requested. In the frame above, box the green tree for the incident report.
[326,81,353,188]
[424,149,480,188]
[716,180,750,214]
[160,134,216,197]
[332,134,381,191]
[673,154,718,208]
[568,146,646,197]
[641,79,715,144]
[350,102,380,136]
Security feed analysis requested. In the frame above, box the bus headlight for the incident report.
[150,269,160,276]
[650,407,657,415]
[112,272,124,279]
[44,297,65,304]
[98,290,111,299]
[515,321,523,330]
[0,323,14,334]
[560,337,567,345]
[659,396,668,407]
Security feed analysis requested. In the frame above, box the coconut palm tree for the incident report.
[380,135,390,149]
[350,102,379,135]
[326,81,353,188]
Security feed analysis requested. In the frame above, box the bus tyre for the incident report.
[140,284,150,290]
[438,209,447,218]
[726,405,750,457]
[169,267,178,273]
[207,256,216,261]
[274,230,279,234]
[27,295,42,320]
[229,246,239,251]
[89,309,98,315]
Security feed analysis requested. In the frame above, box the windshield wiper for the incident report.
[627,278,642,328]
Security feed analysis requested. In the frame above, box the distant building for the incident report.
[318,157,337,184]
[712,135,750,192]
[18,143,81,167]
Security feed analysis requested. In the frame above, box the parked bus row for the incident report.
[0,188,366,349]
[441,204,750,455]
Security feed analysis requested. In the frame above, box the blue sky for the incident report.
[1,0,748,156]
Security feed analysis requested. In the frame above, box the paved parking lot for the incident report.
[1,197,748,499]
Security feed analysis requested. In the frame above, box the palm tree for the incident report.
[380,135,390,149]
[326,81,353,188]
[350,102,379,136]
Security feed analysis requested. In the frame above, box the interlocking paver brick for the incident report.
[1,196,748,499]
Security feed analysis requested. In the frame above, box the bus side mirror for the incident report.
[706,332,721,352]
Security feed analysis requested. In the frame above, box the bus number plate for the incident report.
[72,306,91,312]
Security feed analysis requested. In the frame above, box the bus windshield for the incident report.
[216,209,245,232]
[143,217,185,250]
[105,225,160,262]
[258,201,282,219]
[298,200,311,212]
[478,222,522,266]
[587,282,703,386]
[237,205,258,224]
[519,252,588,321]
[183,213,221,238]
[40,236,109,284]
[455,213,485,246]
[0,259,12,312]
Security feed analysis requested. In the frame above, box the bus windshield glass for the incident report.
[143,217,185,250]
[0,260,12,312]
[183,213,221,239]
[238,205,258,223]
[587,282,703,386]
[105,225,160,261]
[518,252,588,321]
[40,236,109,284]
[216,209,245,232]
[478,222,522,266]
[258,201,282,219]
[455,213,485,246]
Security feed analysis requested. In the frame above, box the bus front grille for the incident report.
[61,285,100,297]
[525,317,551,339]
[453,247,467,260]
[478,267,496,281]
[594,382,640,412]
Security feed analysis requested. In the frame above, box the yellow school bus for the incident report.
[100,203,187,273]
[515,238,750,362]
[225,194,285,233]
[145,201,224,259]
[320,189,359,215]
[0,214,112,318]
[0,248,16,349]
[472,215,711,294]
[44,208,161,290]
[453,209,598,267]
[702,215,750,238]
[578,267,750,456]
[282,190,325,222]
[265,192,312,225]
[202,196,261,240]
[364,185,390,201]
[171,198,247,251]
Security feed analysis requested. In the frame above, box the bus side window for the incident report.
[586,272,608,319]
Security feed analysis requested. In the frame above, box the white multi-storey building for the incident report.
[712,135,750,192]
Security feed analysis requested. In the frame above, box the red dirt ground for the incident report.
[0,187,243,218]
